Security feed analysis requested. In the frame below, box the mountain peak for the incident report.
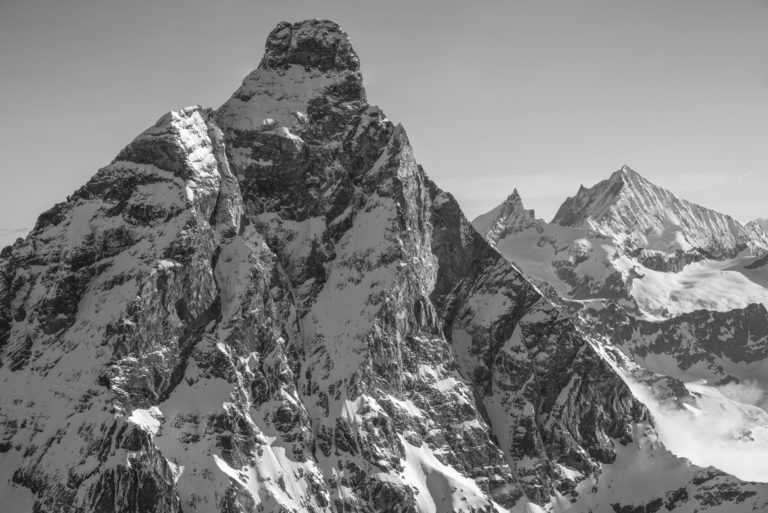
[611,164,643,181]
[4,18,768,513]
[506,188,523,205]
[216,19,366,136]
[575,165,647,194]
[261,19,360,73]
[553,166,765,255]
[472,188,539,245]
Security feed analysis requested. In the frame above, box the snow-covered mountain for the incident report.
[2,19,767,513]
[475,171,768,319]
[553,165,768,256]
[475,170,768,496]
[748,218,768,238]
[471,189,539,248]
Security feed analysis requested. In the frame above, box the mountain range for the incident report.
[1,19,768,513]
[474,162,768,496]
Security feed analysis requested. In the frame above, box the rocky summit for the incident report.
[1,19,768,513]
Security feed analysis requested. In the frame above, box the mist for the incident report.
[627,377,768,482]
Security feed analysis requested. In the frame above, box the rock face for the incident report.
[553,166,768,256]
[585,300,768,394]
[472,189,539,248]
[1,19,768,513]
[478,173,768,501]
[472,193,635,304]
[747,219,768,245]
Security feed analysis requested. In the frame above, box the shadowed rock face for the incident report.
[261,20,362,73]
[1,18,768,513]
[585,300,768,385]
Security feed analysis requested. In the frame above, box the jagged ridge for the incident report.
[471,189,539,248]
[476,176,768,489]
[553,165,768,256]
[1,19,767,513]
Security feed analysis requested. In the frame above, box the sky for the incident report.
[1,0,767,248]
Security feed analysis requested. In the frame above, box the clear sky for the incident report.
[1,0,766,248]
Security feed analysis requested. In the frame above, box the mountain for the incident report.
[2,19,768,513]
[471,189,539,248]
[475,173,768,490]
[475,169,768,319]
[553,165,768,257]
[748,219,768,242]
[473,192,632,304]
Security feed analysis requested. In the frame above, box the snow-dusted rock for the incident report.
[479,174,768,504]
[553,165,768,256]
[473,190,635,305]
[477,180,768,320]
[2,19,767,513]
[472,189,539,248]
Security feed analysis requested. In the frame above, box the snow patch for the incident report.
[128,406,163,436]
[394,435,492,513]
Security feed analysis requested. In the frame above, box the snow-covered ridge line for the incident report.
[1,18,767,513]
[476,177,768,498]
[471,188,539,248]
[475,183,768,318]
[553,165,768,256]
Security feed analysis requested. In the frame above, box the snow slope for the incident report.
[631,254,768,318]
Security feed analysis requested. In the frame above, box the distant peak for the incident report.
[554,166,656,227]
[502,189,533,216]
[506,188,523,204]
[610,165,644,182]
[472,188,538,243]
[261,19,360,73]
[551,164,766,255]
[748,218,768,232]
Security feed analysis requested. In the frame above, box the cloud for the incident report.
[718,380,768,409]
[627,377,768,482]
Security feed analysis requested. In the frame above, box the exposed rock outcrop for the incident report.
[1,19,767,513]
